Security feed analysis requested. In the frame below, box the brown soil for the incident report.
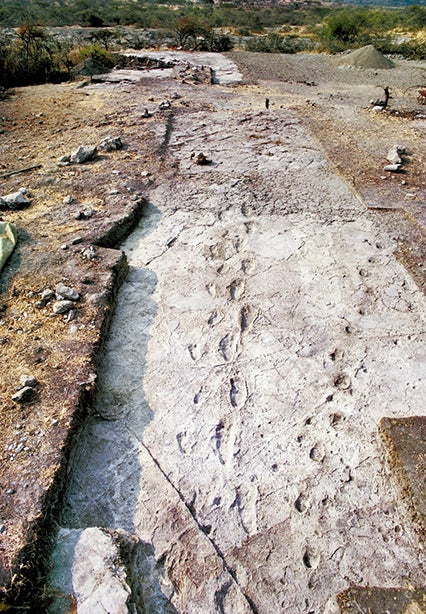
[0,80,170,603]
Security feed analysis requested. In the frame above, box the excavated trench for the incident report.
[46,64,425,613]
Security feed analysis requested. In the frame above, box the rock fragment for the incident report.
[19,374,38,388]
[12,386,38,404]
[70,145,97,164]
[0,191,31,210]
[48,528,131,614]
[53,300,75,314]
[55,283,79,301]
[57,155,70,167]
[387,145,405,165]
[0,222,17,272]
[99,136,123,151]
[75,208,94,220]
[194,152,211,165]
[384,164,402,172]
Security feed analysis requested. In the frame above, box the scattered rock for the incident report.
[141,108,152,118]
[63,195,73,205]
[55,283,79,301]
[99,136,123,151]
[75,208,94,220]
[41,288,54,302]
[57,155,71,167]
[52,300,75,314]
[0,222,17,272]
[194,152,211,166]
[12,386,38,404]
[0,191,31,211]
[70,145,98,164]
[159,100,171,110]
[384,164,402,172]
[19,374,37,388]
[387,145,405,165]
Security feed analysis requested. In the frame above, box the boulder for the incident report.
[71,58,110,78]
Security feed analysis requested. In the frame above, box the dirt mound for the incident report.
[336,45,394,69]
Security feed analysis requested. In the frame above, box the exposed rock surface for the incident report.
[55,91,425,612]
[49,528,131,614]
[0,50,425,612]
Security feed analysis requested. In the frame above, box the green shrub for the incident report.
[245,33,313,54]
[0,23,69,87]
[77,44,116,68]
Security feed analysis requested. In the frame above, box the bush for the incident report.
[0,23,68,87]
[197,32,233,52]
[378,39,426,61]
[245,33,313,54]
[75,44,116,68]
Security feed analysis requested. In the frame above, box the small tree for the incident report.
[92,29,115,51]
[173,16,200,49]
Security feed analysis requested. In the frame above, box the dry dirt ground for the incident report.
[0,50,425,612]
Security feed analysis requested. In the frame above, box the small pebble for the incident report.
[63,195,73,204]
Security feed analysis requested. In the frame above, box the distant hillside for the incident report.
[330,1,426,6]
